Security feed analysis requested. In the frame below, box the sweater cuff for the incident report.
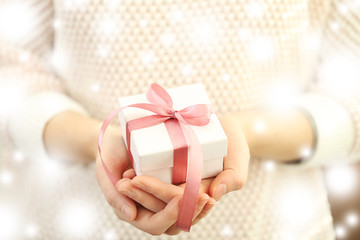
[296,93,355,167]
[7,92,89,161]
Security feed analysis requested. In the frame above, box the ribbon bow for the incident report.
[121,83,212,126]
[98,83,213,231]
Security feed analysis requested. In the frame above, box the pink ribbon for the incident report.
[98,83,212,232]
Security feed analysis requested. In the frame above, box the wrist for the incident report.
[234,111,257,154]
[232,108,314,161]
[44,111,103,162]
[80,116,104,160]
[219,112,256,155]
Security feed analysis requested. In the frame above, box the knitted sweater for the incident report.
[1,0,360,239]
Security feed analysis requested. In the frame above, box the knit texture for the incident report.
[1,0,360,239]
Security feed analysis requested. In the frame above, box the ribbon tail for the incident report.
[98,107,125,185]
[176,123,203,232]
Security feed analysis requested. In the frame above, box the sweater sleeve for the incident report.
[296,0,360,167]
[0,0,89,161]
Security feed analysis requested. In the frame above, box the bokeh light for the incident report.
[98,17,121,35]
[191,18,218,45]
[220,224,234,237]
[318,53,360,98]
[91,83,100,93]
[25,223,39,238]
[248,35,274,62]
[253,120,266,133]
[0,203,20,239]
[325,165,358,196]
[96,46,110,58]
[181,64,193,76]
[56,200,96,237]
[264,160,276,172]
[0,3,35,42]
[264,78,300,108]
[51,50,69,71]
[238,27,252,42]
[0,169,13,186]
[19,51,30,63]
[277,185,315,227]
[139,19,148,27]
[304,30,322,51]
[168,8,184,23]
[13,150,25,163]
[160,33,176,47]
[0,84,25,117]
[104,229,118,240]
[0,1,359,239]
[222,74,231,82]
[346,212,359,227]
[335,225,347,239]
[140,51,156,65]
[244,1,267,19]
[299,146,313,159]
[34,158,65,187]
[53,19,62,29]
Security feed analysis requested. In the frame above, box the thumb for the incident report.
[211,114,250,201]
[209,169,246,201]
[96,157,137,222]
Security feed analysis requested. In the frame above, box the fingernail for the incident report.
[204,202,216,215]
[121,205,132,221]
[116,178,129,189]
[199,198,208,208]
[198,194,209,206]
[214,184,227,201]
[208,198,216,205]
[132,180,146,191]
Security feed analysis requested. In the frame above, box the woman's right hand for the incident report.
[95,126,211,235]
[44,111,217,235]
[95,126,138,222]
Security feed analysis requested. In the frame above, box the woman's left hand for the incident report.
[117,112,250,235]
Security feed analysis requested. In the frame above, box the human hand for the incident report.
[118,112,250,233]
[95,126,137,222]
[95,126,213,235]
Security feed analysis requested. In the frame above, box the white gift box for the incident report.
[118,84,227,184]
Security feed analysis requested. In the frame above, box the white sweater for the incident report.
[1,0,360,239]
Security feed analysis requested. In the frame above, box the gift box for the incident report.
[117,84,227,184]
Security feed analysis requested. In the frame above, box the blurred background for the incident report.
[1,152,360,239]
[324,163,360,240]
[1,0,360,239]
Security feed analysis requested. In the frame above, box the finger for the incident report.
[192,198,216,225]
[165,226,182,236]
[97,135,131,179]
[132,175,184,203]
[95,158,137,221]
[116,178,167,212]
[123,195,183,236]
[198,178,214,194]
[222,115,250,173]
[123,168,136,179]
[209,168,247,201]
[191,193,210,221]
[210,117,250,200]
